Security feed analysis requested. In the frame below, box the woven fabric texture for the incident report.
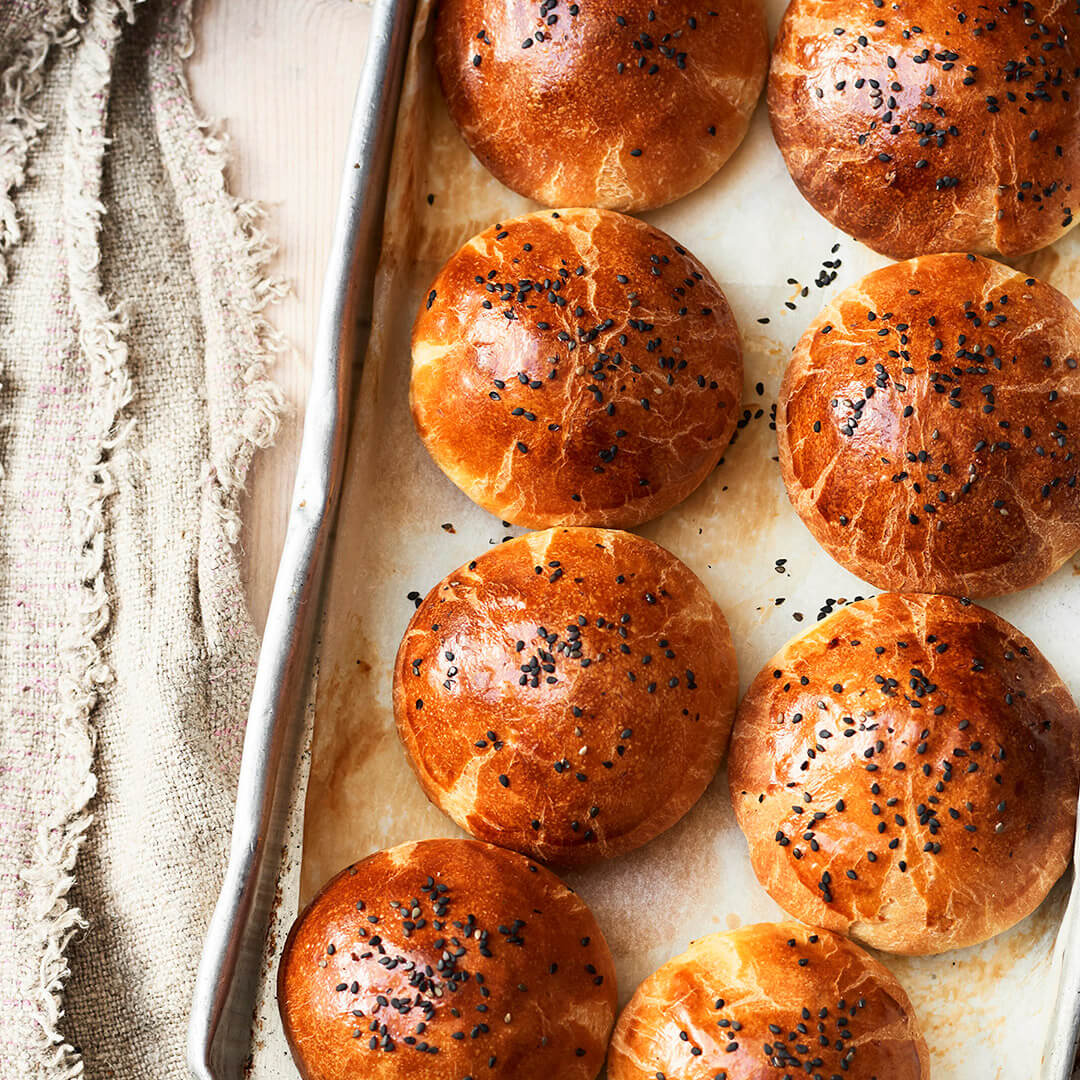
[0,2,282,1077]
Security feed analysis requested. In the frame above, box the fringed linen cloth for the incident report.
[0,2,283,1077]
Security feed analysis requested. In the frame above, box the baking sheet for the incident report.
[293,0,1080,1076]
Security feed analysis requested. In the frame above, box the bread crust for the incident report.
[777,252,1080,596]
[392,527,738,866]
[769,0,1080,258]
[411,208,743,529]
[729,593,1080,954]
[608,922,930,1079]
[434,0,768,210]
[278,838,616,1080]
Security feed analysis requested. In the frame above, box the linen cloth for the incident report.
[0,2,283,1077]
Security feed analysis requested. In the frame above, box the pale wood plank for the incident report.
[187,0,372,632]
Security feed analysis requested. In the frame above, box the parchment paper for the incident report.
[297,0,1080,1075]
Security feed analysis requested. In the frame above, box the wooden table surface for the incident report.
[188,0,373,632]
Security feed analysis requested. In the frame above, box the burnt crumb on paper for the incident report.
[754,596,787,612]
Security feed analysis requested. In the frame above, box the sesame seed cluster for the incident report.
[435,0,769,209]
[770,0,1080,257]
[779,252,1080,595]
[608,923,929,1079]
[392,527,737,867]
[411,208,743,529]
[730,593,1080,956]
[279,840,617,1079]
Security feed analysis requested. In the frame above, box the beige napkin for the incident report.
[0,1,283,1076]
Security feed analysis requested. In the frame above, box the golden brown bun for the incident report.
[392,527,738,866]
[434,0,768,211]
[608,921,929,1080]
[278,838,616,1080]
[411,209,743,529]
[769,0,1080,259]
[777,252,1080,596]
[729,593,1080,955]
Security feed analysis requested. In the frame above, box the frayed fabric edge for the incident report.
[0,1,82,283]
[167,0,288,549]
[0,0,82,532]
[198,187,289,547]
[19,2,138,1078]
[18,0,290,1070]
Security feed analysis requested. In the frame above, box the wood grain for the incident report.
[187,0,372,632]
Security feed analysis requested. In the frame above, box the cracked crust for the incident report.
[434,0,768,210]
[278,838,616,1080]
[392,527,738,867]
[411,208,743,529]
[729,593,1080,955]
[769,0,1080,259]
[777,252,1080,596]
[608,922,929,1079]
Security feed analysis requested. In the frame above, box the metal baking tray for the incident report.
[186,0,1080,1074]
[185,0,416,1074]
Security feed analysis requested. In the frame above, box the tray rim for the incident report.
[185,0,418,1074]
